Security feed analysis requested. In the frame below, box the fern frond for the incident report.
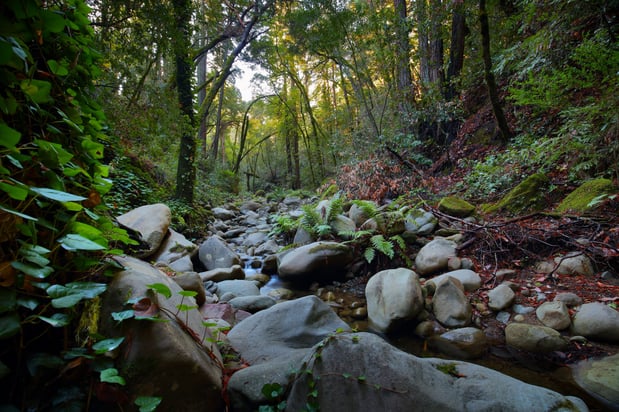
[391,234,406,250]
[352,200,379,219]
[370,234,394,259]
[353,229,374,239]
[300,204,321,232]
[364,247,376,263]
[316,224,332,237]
[325,192,344,224]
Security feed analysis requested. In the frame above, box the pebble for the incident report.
[496,311,511,324]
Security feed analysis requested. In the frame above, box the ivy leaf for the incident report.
[93,337,124,355]
[20,79,53,104]
[47,59,69,76]
[0,122,21,148]
[58,234,106,251]
[11,261,54,279]
[100,368,125,385]
[0,205,37,221]
[47,282,106,308]
[31,187,86,202]
[0,312,21,339]
[147,283,172,299]
[0,181,29,200]
[111,310,134,323]
[178,290,197,297]
[37,313,70,327]
[135,396,162,412]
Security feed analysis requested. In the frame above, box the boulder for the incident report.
[415,237,457,275]
[572,353,619,411]
[365,268,424,333]
[429,327,487,360]
[554,252,594,276]
[487,284,516,311]
[285,332,587,412]
[482,173,549,215]
[278,241,353,281]
[152,228,197,271]
[292,226,313,245]
[116,203,171,257]
[99,256,223,411]
[199,265,245,283]
[212,206,236,220]
[404,208,437,235]
[556,178,616,213]
[331,214,356,237]
[171,272,206,306]
[425,269,481,293]
[226,296,351,410]
[228,295,277,313]
[242,231,269,248]
[571,302,619,343]
[536,301,571,330]
[198,236,241,270]
[432,277,471,328]
[348,202,374,227]
[505,323,568,353]
[216,280,260,299]
[438,196,476,217]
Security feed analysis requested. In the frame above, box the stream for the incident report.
[245,262,610,411]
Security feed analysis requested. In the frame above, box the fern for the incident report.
[324,192,344,224]
[370,235,394,259]
[363,247,376,263]
[352,200,379,219]
[300,204,322,232]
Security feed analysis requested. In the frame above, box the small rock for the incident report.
[430,327,487,359]
[512,304,535,315]
[414,320,446,338]
[432,277,472,328]
[496,311,511,324]
[414,237,457,275]
[554,252,594,276]
[351,307,368,319]
[267,288,294,301]
[488,284,515,311]
[425,269,481,292]
[554,292,583,307]
[228,295,276,313]
[536,301,571,330]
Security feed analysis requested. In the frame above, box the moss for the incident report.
[556,178,615,213]
[438,196,476,217]
[482,173,549,215]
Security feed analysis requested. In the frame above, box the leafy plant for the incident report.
[299,192,344,240]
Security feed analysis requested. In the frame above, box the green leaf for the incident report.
[0,122,21,148]
[0,288,17,314]
[81,139,104,159]
[0,205,37,221]
[37,313,70,327]
[0,181,29,200]
[26,353,64,376]
[47,282,106,308]
[147,283,172,299]
[176,303,197,312]
[47,59,69,76]
[111,310,134,323]
[20,242,51,267]
[17,296,39,310]
[11,261,54,279]
[41,10,67,33]
[100,368,125,385]
[135,396,162,412]
[0,312,21,339]
[178,290,197,297]
[93,337,124,355]
[31,187,86,202]
[20,79,53,104]
[35,139,73,168]
[58,234,106,251]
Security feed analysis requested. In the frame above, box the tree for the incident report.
[479,0,512,143]
[173,0,197,203]
[394,0,415,127]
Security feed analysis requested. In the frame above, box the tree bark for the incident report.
[173,0,196,204]
[394,0,414,125]
[479,0,512,144]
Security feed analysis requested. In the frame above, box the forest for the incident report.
[1,0,618,410]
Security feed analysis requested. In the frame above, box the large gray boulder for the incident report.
[432,277,471,328]
[572,353,619,411]
[116,203,171,258]
[365,268,423,333]
[227,296,351,410]
[285,332,587,412]
[198,235,242,270]
[278,241,353,281]
[415,237,457,275]
[488,284,516,311]
[536,301,571,330]
[99,256,223,412]
[571,302,619,342]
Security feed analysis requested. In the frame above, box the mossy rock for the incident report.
[482,173,549,215]
[438,196,476,217]
[556,178,615,213]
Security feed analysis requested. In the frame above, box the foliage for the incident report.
[0,0,141,409]
[299,193,344,240]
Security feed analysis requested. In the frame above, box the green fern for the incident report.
[370,235,394,260]
[352,199,379,219]
[363,247,376,263]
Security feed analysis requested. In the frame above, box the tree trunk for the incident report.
[429,0,444,88]
[173,0,196,204]
[394,0,414,126]
[443,1,467,145]
[417,0,430,86]
[479,0,512,144]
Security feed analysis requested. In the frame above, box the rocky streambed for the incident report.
[103,195,619,411]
